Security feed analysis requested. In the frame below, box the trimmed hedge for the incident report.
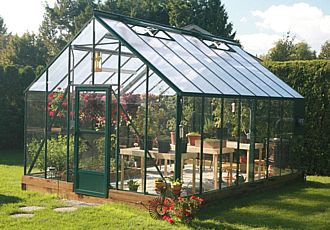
[0,65,35,150]
[265,60,330,176]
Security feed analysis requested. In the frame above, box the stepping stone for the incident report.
[19,206,45,212]
[64,200,99,207]
[53,207,77,213]
[11,213,34,218]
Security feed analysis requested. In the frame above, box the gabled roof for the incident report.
[28,10,303,100]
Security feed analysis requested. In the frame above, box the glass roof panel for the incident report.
[97,17,202,94]
[29,72,46,91]
[228,45,303,98]
[48,48,69,91]
[161,38,239,95]
[186,35,272,97]
[227,51,293,98]
[168,32,254,96]
[140,35,221,94]
[214,49,281,97]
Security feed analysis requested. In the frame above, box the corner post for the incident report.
[174,94,183,180]
[248,99,256,182]
[44,69,49,179]
[66,46,71,182]
[115,41,121,190]
[144,66,149,194]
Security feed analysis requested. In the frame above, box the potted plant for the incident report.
[155,178,166,191]
[157,135,171,153]
[171,178,183,196]
[186,132,200,146]
[166,118,176,145]
[127,179,139,192]
[139,136,153,150]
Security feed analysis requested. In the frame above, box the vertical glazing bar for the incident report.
[144,66,149,194]
[175,95,182,180]
[279,101,284,176]
[73,89,80,191]
[66,46,71,182]
[44,70,49,179]
[236,99,241,186]
[92,18,95,85]
[199,97,205,194]
[219,98,224,189]
[116,42,121,189]
[248,99,256,182]
[105,87,111,197]
[23,92,28,175]
[266,99,271,179]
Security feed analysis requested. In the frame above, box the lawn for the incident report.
[0,150,329,230]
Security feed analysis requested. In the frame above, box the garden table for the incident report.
[120,147,198,193]
[226,141,264,182]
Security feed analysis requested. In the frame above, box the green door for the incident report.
[74,86,112,198]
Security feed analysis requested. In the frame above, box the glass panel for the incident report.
[99,18,201,94]
[168,32,254,96]
[162,39,239,95]
[215,50,278,97]
[72,20,92,46]
[268,100,281,177]
[29,72,46,91]
[228,51,289,98]
[77,91,107,173]
[140,36,220,94]
[73,51,92,84]
[228,45,303,98]
[48,48,69,91]
[221,98,239,187]
[26,90,45,176]
[255,100,269,181]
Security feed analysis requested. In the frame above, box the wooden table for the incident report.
[226,141,264,181]
[120,147,198,193]
[185,145,233,189]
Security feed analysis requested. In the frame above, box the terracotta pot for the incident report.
[155,181,166,191]
[187,134,201,146]
[170,132,175,145]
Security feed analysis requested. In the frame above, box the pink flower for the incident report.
[49,111,55,117]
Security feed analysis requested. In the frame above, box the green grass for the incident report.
[1,150,330,229]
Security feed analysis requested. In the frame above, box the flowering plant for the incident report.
[162,196,204,224]
[48,87,67,118]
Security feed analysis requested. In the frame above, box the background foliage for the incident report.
[265,60,330,176]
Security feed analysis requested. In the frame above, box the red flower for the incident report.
[49,111,55,117]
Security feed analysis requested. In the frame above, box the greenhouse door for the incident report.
[74,86,112,198]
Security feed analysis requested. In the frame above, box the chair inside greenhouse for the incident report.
[24,10,304,198]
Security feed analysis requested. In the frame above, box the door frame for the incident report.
[73,85,112,198]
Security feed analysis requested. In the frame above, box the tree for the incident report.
[319,40,330,60]
[266,33,316,61]
[0,15,7,35]
[290,42,316,60]
[168,0,236,39]
[0,33,48,67]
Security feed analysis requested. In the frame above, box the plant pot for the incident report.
[51,127,62,133]
[172,184,182,196]
[187,134,201,146]
[139,137,153,150]
[155,181,166,191]
[158,140,171,153]
[170,132,176,145]
[129,185,139,192]
[181,140,188,153]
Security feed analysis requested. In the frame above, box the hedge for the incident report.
[0,65,35,150]
[265,60,330,176]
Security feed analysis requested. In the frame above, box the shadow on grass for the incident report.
[0,149,23,166]
[0,194,22,205]
[191,180,330,229]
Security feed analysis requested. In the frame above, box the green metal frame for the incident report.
[248,99,256,182]
[74,85,112,198]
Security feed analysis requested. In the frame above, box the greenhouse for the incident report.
[23,10,305,199]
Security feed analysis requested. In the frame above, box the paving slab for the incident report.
[53,207,77,213]
[11,213,34,218]
[19,206,45,212]
[63,200,99,207]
